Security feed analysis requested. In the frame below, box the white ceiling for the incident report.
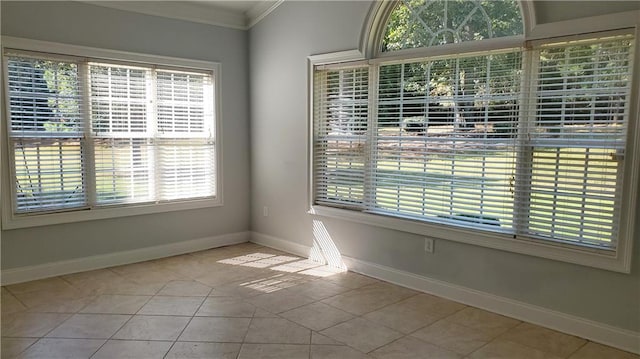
[84,0,283,30]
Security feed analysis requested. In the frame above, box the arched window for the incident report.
[382,0,523,51]
[310,1,637,271]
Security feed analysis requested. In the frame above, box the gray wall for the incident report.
[249,1,640,332]
[0,1,250,268]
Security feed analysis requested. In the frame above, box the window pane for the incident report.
[374,52,521,230]
[7,57,82,136]
[13,139,86,212]
[90,63,149,134]
[7,55,86,213]
[157,139,216,201]
[383,0,523,52]
[527,36,633,248]
[94,138,153,204]
[313,67,369,207]
[157,70,213,136]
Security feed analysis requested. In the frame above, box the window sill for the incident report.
[308,205,631,273]
[2,198,222,230]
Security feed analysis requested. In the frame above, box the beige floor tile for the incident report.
[270,259,325,273]
[469,340,564,359]
[284,280,350,300]
[311,344,371,359]
[244,318,311,344]
[364,294,465,334]
[60,271,133,296]
[125,270,187,287]
[155,257,217,279]
[445,307,521,337]
[216,253,279,266]
[321,272,378,289]
[2,313,71,338]
[280,302,354,331]
[500,322,587,357]
[196,296,256,317]
[224,273,314,295]
[3,244,635,359]
[138,296,205,316]
[237,344,309,359]
[322,282,417,316]
[13,285,91,313]
[238,255,301,268]
[112,315,190,341]
[106,280,163,296]
[194,266,263,287]
[79,294,150,314]
[165,342,241,359]
[25,296,96,314]
[17,338,104,359]
[370,336,462,359]
[299,265,348,278]
[109,261,164,277]
[320,317,403,353]
[1,288,26,314]
[45,314,130,339]
[91,340,172,359]
[568,342,640,359]
[178,317,251,342]
[253,308,279,317]
[61,269,122,287]
[1,338,37,358]
[247,290,315,313]
[411,318,494,355]
[157,280,212,296]
[6,277,71,295]
[312,332,343,345]
[213,278,278,298]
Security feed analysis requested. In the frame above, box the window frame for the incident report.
[1,36,223,229]
[308,9,640,273]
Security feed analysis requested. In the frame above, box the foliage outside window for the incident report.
[312,0,635,255]
[5,50,217,216]
[383,0,523,51]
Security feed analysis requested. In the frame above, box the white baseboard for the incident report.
[1,231,250,285]
[250,231,312,258]
[249,231,640,355]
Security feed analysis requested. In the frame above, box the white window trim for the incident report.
[307,10,640,273]
[1,36,224,229]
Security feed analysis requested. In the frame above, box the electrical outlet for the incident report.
[424,238,434,253]
[263,206,269,217]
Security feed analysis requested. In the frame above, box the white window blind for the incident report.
[313,66,369,208]
[5,50,217,216]
[373,51,522,231]
[90,63,153,205]
[7,56,87,213]
[522,36,633,248]
[155,69,216,201]
[312,34,634,251]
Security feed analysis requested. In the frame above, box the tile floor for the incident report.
[1,242,638,359]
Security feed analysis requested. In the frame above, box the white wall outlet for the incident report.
[424,237,434,253]
[263,206,269,217]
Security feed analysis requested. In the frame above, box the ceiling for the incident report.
[84,0,283,29]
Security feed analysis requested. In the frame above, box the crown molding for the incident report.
[246,0,284,28]
[80,1,283,30]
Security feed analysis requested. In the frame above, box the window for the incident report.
[3,41,220,227]
[311,1,638,272]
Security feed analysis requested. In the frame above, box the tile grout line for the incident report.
[161,284,215,358]
[88,280,161,358]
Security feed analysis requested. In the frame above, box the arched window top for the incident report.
[382,0,524,52]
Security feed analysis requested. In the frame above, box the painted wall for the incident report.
[0,1,250,268]
[249,1,640,332]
